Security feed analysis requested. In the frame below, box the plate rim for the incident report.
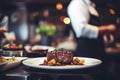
[22,57,102,70]
[0,62,7,66]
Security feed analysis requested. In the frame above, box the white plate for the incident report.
[25,45,55,52]
[0,57,28,71]
[22,57,102,70]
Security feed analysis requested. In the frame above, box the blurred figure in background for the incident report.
[9,3,29,45]
[67,0,116,80]
[67,0,116,60]
[0,15,8,48]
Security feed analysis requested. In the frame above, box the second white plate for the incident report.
[0,57,27,71]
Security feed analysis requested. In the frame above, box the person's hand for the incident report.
[98,24,116,34]
[0,28,8,32]
[106,24,116,32]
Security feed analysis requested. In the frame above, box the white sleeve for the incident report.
[67,0,99,39]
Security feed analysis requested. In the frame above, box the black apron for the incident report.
[75,12,105,60]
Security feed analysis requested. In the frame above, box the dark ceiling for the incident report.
[0,0,120,16]
[0,0,120,9]
[1,0,120,7]
[0,0,119,25]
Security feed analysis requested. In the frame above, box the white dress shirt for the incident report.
[67,0,99,39]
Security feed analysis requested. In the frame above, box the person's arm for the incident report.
[98,24,116,34]
[0,28,8,32]
[67,0,116,39]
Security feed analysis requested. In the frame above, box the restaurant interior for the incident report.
[0,0,120,80]
[0,0,120,46]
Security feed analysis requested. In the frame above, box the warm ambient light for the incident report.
[32,12,39,17]
[60,16,65,22]
[43,9,49,17]
[109,9,115,15]
[56,3,63,10]
[63,17,71,24]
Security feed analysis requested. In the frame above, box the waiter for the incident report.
[67,0,116,60]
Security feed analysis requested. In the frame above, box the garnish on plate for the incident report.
[3,43,23,49]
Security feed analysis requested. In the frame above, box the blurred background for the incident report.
[1,0,120,49]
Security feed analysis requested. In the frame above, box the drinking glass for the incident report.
[5,32,16,44]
